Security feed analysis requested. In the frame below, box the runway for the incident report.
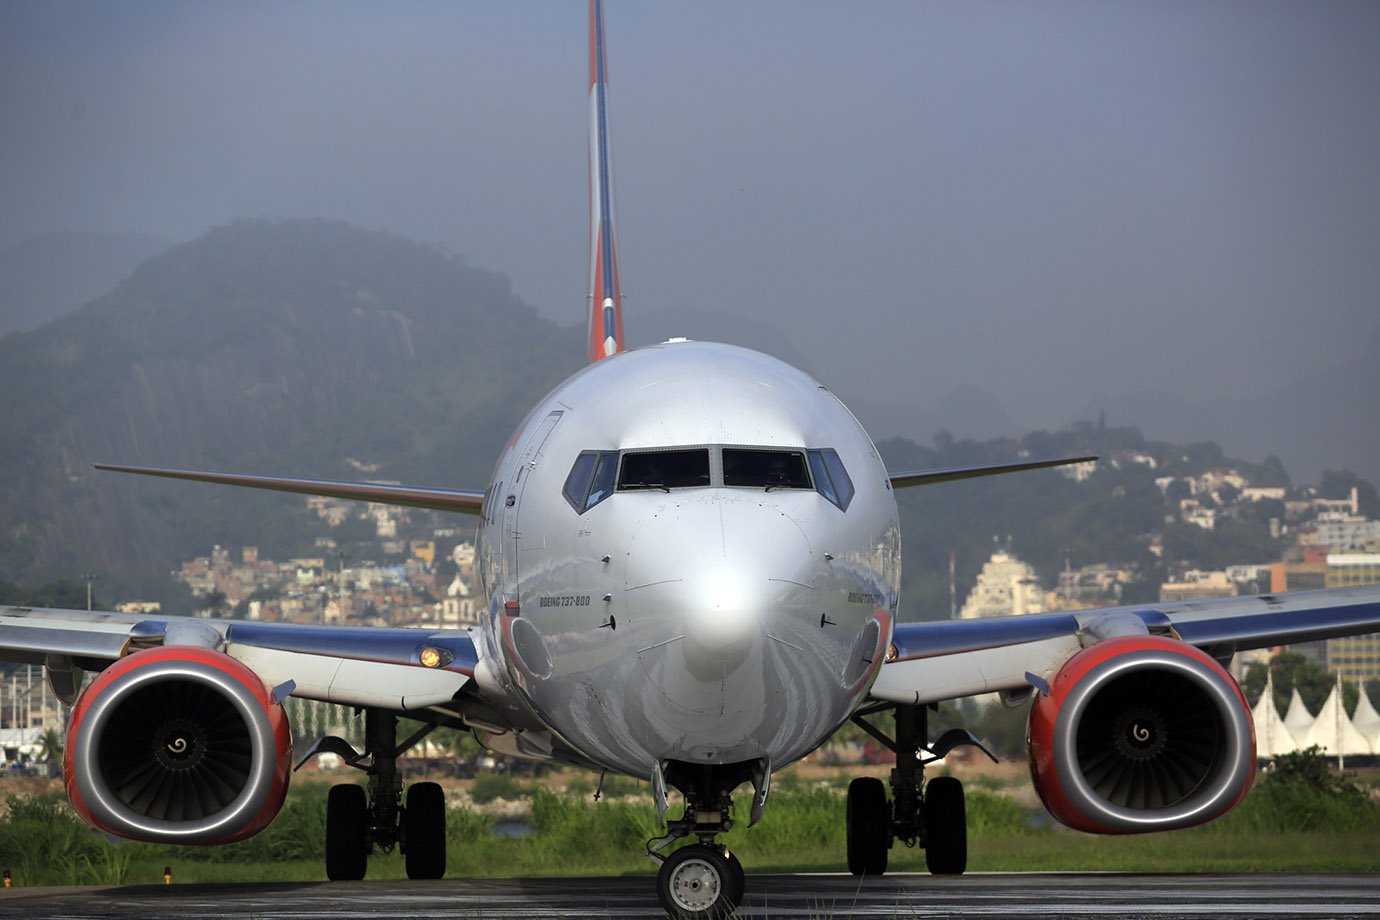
[4,873,1379,919]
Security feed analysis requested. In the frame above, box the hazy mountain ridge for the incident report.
[1,219,1373,611]
[1071,334,1380,488]
[0,230,169,337]
[0,219,582,585]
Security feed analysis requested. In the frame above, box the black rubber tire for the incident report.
[846,776,890,876]
[724,849,746,908]
[404,781,447,880]
[657,843,736,919]
[325,783,369,881]
[924,775,967,875]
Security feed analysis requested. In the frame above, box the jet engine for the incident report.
[1027,635,1255,834]
[64,645,292,845]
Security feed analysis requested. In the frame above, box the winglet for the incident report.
[587,0,624,363]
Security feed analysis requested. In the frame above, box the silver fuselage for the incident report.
[473,340,900,777]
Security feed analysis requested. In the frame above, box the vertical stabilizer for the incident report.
[587,0,624,363]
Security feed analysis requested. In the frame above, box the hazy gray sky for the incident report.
[4,1,1378,474]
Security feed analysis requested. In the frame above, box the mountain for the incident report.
[0,231,169,337]
[634,310,1020,446]
[1074,329,1380,488]
[0,219,581,587]
[634,307,819,374]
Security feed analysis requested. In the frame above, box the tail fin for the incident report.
[587,0,624,363]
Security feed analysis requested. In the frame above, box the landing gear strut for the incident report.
[846,702,990,877]
[310,709,446,881]
[646,764,750,919]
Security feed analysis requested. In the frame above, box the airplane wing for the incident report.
[888,455,1096,489]
[872,585,1380,705]
[0,604,479,711]
[93,464,486,515]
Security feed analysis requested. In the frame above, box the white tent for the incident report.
[1300,676,1374,760]
[1282,688,1315,740]
[1251,672,1301,758]
[1351,687,1380,743]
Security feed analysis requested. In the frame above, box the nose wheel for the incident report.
[656,844,745,920]
[646,764,756,918]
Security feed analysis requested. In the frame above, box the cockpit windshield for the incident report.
[617,449,711,491]
[722,448,811,490]
[563,445,853,513]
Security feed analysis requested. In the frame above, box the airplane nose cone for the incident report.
[682,563,761,660]
[625,498,815,713]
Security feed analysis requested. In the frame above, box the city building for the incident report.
[1324,553,1380,682]
[1302,513,1380,553]
[1159,570,1236,603]
[958,549,1045,620]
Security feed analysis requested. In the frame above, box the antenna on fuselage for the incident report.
[587,0,625,363]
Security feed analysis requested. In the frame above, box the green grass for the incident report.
[3,758,1378,887]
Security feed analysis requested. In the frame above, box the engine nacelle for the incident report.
[1027,635,1255,834]
[64,645,292,845]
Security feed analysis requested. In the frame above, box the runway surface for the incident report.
[4,873,1379,919]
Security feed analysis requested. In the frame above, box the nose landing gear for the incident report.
[657,844,743,919]
[646,764,752,919]
[846,702,992,877]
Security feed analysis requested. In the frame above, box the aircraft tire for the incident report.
[846,776,889,876]
[724,849,746,907]
[924,776,967,875]
[325,783,369,881]
[657,843,737,919]
[404,781,447,880]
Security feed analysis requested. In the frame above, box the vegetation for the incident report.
[0,219,583,588]
[1,748,1376,887]
[1241,651,1380,714]
[878,420,1323,621]
[0,220,1374,619]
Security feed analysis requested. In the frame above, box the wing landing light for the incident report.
[94,463,485,515]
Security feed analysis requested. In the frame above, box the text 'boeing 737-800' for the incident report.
[4,3,1380,918]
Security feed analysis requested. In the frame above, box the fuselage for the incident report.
[473,339,900,777]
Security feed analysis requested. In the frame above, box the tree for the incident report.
[200,589,229,617]
[35,727,63,762]
[1257,454,1291,487]
[1243,652,1357,714]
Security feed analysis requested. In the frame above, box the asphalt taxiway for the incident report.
[3,873,1378,919]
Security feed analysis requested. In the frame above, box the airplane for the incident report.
[4,2,1380,917]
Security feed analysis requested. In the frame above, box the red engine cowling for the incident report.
[64,645,292,845]
[1027,635,1255,834]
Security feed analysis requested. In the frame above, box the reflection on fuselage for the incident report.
[474,341,900,777]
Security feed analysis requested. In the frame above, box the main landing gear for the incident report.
[646,763,752,919]
[300,709,447,882]
[845,702,993,877]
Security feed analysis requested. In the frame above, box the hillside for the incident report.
[2,219,1373,616]
[879,423,1356,621]
[0,231,169,337]
[0,219,581,590]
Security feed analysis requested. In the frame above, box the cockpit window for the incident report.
[618,449,711,491]
[563,450,618,512]
[568,445,850,512]
[723,448,811,490]
[807,448,855,511]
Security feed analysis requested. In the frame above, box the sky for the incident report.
[3,1,1379,479]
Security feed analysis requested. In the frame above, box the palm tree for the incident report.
[35,726,63,762]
